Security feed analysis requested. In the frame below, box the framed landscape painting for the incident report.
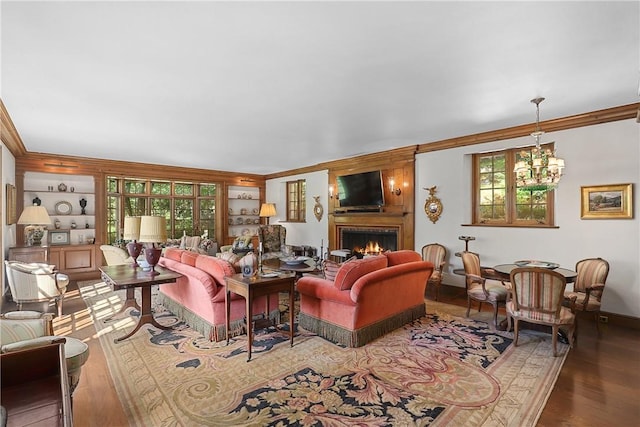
[581,183,633,219]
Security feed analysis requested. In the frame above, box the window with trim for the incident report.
[286,179,306,222]
[473,144,555,226]
[106,177,217,244]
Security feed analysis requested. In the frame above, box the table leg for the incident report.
[225,288,231,345]
[289,285,294,348]
[246,291,253,362]
[113,286,169,343]
[104,288,141,322]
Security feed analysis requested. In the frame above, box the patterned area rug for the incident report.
[78,280,567,426]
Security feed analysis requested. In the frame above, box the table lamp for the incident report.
[259,203,277,225]
[123,216,143,267]
[18,205,51,246]
[138,216,167,274]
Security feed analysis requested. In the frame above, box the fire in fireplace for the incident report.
[340,227,398,258]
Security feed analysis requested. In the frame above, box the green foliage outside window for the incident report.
[474,146,554,226]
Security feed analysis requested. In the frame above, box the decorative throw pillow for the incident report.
[322,256,356,282]
[217,251,240,266]
[333,255,388,291]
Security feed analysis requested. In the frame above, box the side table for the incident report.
[225,273,296,361]
[99,265,182,343]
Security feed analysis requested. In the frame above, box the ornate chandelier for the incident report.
[514,97,565,192]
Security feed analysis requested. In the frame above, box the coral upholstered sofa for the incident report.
[297,250,434,347]
[158,248,278,341]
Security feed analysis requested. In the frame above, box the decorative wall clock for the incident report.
[313,196,323,222]
[424,186,443,224]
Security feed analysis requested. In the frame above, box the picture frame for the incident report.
[581,183,633,219]
[49,230,71,245]
[5,183,16,225]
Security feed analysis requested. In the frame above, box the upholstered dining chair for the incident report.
[421,243,447,300]
[460,251,509,329]
[508,267,576,356]
[565,257,610,334]
[4,260,69,317]
[257,224,289,260]
[100,244,134,266]
[0,311,90,397]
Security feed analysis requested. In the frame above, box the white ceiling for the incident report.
[2,1,638,175]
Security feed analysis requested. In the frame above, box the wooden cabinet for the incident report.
[49,245,97,279]
[8,246,50,264]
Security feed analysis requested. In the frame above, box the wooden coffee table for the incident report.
[225,273,296,361]
[100,265,183,343]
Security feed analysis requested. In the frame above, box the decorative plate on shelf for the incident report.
[236,217,244,224]
[252,208,259,215]
[514,260,560,269]
[55,201,72,215]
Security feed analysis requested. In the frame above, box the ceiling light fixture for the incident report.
[514,97,565,192]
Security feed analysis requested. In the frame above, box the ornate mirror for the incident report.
[424,186,443,224]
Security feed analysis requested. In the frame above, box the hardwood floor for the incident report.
[4,282,639,426]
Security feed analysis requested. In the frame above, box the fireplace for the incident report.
[339,227,399,258]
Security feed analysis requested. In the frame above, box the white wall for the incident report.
[265,170,329,256]
[415,119,640,318]
[2,143,17,255]
[1,143,17,300]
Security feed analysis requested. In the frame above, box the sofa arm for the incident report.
[1,336,64,353]
[296,277,356,306]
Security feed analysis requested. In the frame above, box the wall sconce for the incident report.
[389,178,402,196]
[329,184,335,199]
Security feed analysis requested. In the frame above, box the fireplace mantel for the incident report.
[327,156,415,254]
[331,212,414,252]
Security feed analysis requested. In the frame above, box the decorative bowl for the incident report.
[280,256,310,265]
[514,260,559,269]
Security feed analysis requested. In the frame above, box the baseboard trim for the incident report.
[600,311,640,330]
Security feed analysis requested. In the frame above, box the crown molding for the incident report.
[417,102,640,154]
[0,99,27,157]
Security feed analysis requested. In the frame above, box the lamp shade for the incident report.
[17,206,51,225]
[123,216,141,240]
[138,216,167,243]
[259,203,277,218]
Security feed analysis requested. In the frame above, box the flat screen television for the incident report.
[336,170,385,208]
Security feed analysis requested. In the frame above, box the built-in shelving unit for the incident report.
[227,185,260,239]
[23,172,96,245]
[19,172,98,279]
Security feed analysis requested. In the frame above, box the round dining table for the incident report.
[493,264,578,283]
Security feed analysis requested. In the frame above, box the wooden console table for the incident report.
[225,273,296,361]
[99,265,182,343]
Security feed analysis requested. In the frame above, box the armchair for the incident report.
[1,338,73,426]
[421,243,447,300]
[565,257,610,334]
[100,244,134,266]
[4,260,69,317]
[220,235,254,256]
[0,311,89,396]
[257,224,289,260]
[508,267,575,356]
[461,251,509,329]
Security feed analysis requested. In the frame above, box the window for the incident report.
[107,177,217,244]
[286,179,306,222]
[473,145,555,226]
